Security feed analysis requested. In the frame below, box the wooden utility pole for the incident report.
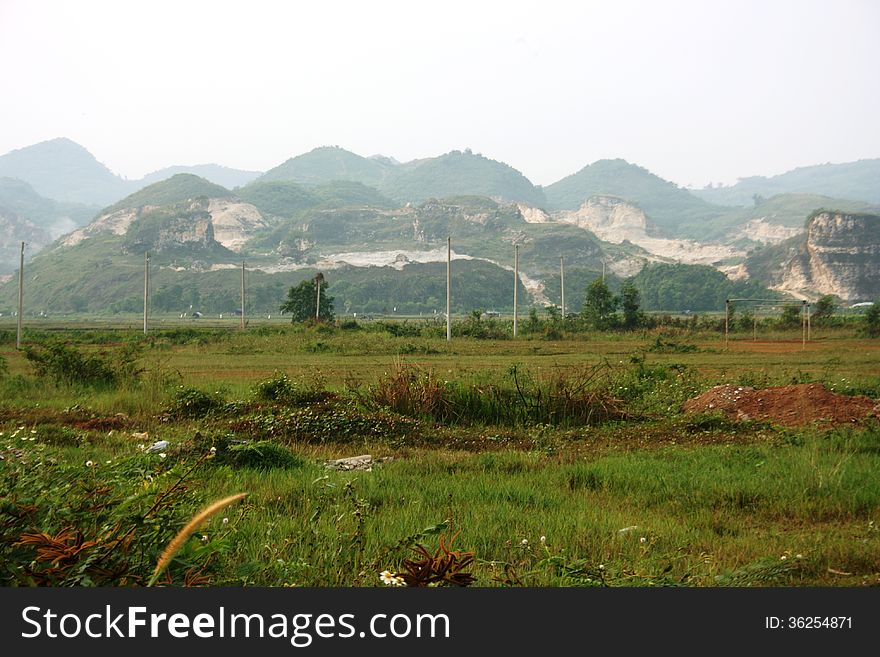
[240,261,246,329]
[513,244,519,338]
[143,252,150,335]
[724,299,729,348]
[446,237,452,341]
[315,272,324,320]
[560,255,565,318]
[16,242,24,349]
[802,300,807,350]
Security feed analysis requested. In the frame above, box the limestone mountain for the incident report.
[237,180,397,220]
[0,209,52,274]
[0,138,132,206]
[695,159,880,206]
[544,159,734,238]
[380,150,546,206]
[63,174,268,254]
[257,146,395,188]
[745,210,880,302]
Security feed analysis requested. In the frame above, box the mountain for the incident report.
[380,150,546,206]
[694,159,880,206]
[63,174,268,256]
[257,146,395,187]
[0,177,97,233]
[101,174,232,215]
[544,159,733,237]
[0,209,52,274]
[747,210,880,303]
[237,180,397,219]
[0,138,132,206]
[139,164,261,190]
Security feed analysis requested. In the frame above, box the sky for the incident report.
[1,0,878,188]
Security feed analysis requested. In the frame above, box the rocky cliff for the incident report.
[776,211,880,302]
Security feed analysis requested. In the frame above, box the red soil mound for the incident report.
[682,383,879,427]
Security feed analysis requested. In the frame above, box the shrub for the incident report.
[24,341,142,388]
[253,371,329,405]
[215,440,305,470]
[167,386,226,418]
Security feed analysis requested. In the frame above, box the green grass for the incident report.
[1,325,879,587]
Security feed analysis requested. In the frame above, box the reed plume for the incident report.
[147,492,247,586]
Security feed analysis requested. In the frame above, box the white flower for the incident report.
[200,535,209,543]
[796,554,803,559]
[222,517,229,525]
[209,446,217,454]
[640,537,647,544]
[105,460,111,464]
[159,453,166,459]
[599,564,605,570]
[780,555,787,560]
[85,460,94,467]
[30,430,36,434]
[540,535,546,544]
[380,570,406,586]
[521,538,528,546]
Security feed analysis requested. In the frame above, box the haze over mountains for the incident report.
[0,137,878,312]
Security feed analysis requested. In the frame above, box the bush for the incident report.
[215,440,305,470]
[253,371,329,405]
[24,341,142,388]
[167,386,226,418]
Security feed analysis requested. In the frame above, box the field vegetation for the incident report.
[1,313,879,588]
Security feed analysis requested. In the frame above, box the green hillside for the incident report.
[255,196,605,274]
[257,146,394,187]
[694,159,880,206]
[0,138,132,206]
[0,177,97,230]
[381,150,546,206]
[722,193,874,231]
[631,263,776,311]
[236,181,321,218]
[544,159,733,237]
[102,174,232,215]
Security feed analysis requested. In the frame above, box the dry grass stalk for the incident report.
[148,492,247,586]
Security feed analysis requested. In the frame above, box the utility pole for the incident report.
[315,272,324,321]
[602,260,606,282]
[724,299,729,348]
[16,242,24,349]
[560,255,565,318]
[143,252,150,335]
[513,244,519,338]
[446,237,451,342]
[802,300,807,350]
[240,260,246,329]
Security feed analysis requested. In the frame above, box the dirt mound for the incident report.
[682,383,879,427]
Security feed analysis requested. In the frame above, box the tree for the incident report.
[280,276,335,322]
[582,278,618,330]
[865,301,880,338]
[812,295,837,321]
[778,304,802,330]
[618,281,643,329]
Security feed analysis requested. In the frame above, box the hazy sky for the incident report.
[1,0,877,187]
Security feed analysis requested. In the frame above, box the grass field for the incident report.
[1,319,878,587]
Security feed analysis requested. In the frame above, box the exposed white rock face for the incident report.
[60,197,266,252]
[556,196,647,242]
[728,219,803,245]
[204,198,267,252]
[62,207,146,247]
[549,196,745,270]
[776,211,880,302]
[517,204,554,224]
